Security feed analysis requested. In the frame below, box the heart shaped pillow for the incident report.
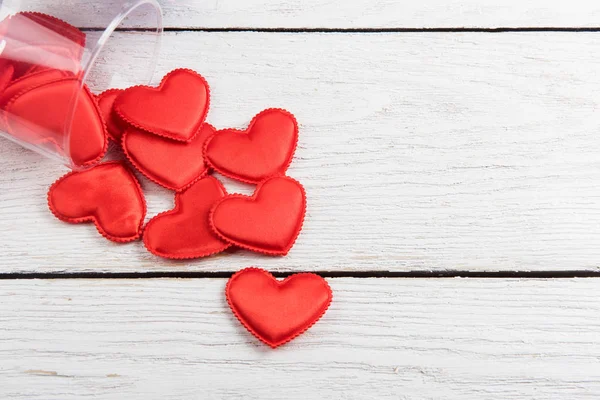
[0,12,85,78]
[227,268,332,348]
[0,68,70,108]
[144,176,231,259]
[210,176,306,255]
[204,108,298,183]
[18,11,86,55]
[48,161,146,242]
[115,68,210,142]
[123,123,215,192]
[4,77,107,167]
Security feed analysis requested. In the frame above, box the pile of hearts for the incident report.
[0,12,330,348]
[47,68,307,259]
[0,13,307,258]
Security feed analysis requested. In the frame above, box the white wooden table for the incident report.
[2,1,600,398]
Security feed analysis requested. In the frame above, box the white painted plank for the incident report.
[2,32,600,273]
[18,0,600,29]
[1,278,599,399]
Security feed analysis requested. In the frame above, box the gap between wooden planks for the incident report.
[1,278,599,399]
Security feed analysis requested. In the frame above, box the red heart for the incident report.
[0,62,14,94]
[143,176,231,259]
[48,161,146,242]
[226,268,332,348]
[204,108,298,183]
[4,77,107,167]
[210,176,306,255]
[115,69,210,142]
[18,12,86,54]
[0,12,85,78]
[5,45,81,77]
[96,89,127,142]
[123,123,215,192]
[0,68,70,108]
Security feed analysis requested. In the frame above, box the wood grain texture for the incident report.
[1,278,599,399]
[18,0,600,29]
[2,31,600,273]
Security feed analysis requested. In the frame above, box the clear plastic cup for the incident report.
[0,0,163,168]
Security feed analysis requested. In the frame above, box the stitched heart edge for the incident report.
[17,11,87,48]
[114,68,211,143]
[97,88,126,142]
[4,76,109,167]
[209,175,307,256]
[0,68,72,108]
[225,267,333,348]
[143,176,232,259]
[47,161,147,243]
[203,108,299,184]
[122,123,216,193]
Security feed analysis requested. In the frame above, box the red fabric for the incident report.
[96,89,127,142]
[211,176,306,255]
[48,161,146,242]
[0,12,85,78]
[4,77,107,167]
[123,124,215,192]
[18,12,86,55]
[7,45,81,77]
[115,69,210,142]
[0,63,14,94]
[204,108,298,184]
[144,176,231,259]
[226,268,332,348]
[0,68,70,108]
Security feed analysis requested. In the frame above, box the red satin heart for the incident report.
[0,68,70,108]
[0,12,85,78]
[115,69,210,142]
[123,123,215,192]
[211,176,306,255]
[97,89,127,142]
[4,77,107,167]
[204,108,298,183]
[0,63,14,94]
[48,161,146,242]
[19,12,86,54]
[226,268,332,348]
[144,176,231,259]
[7,45,81,77]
